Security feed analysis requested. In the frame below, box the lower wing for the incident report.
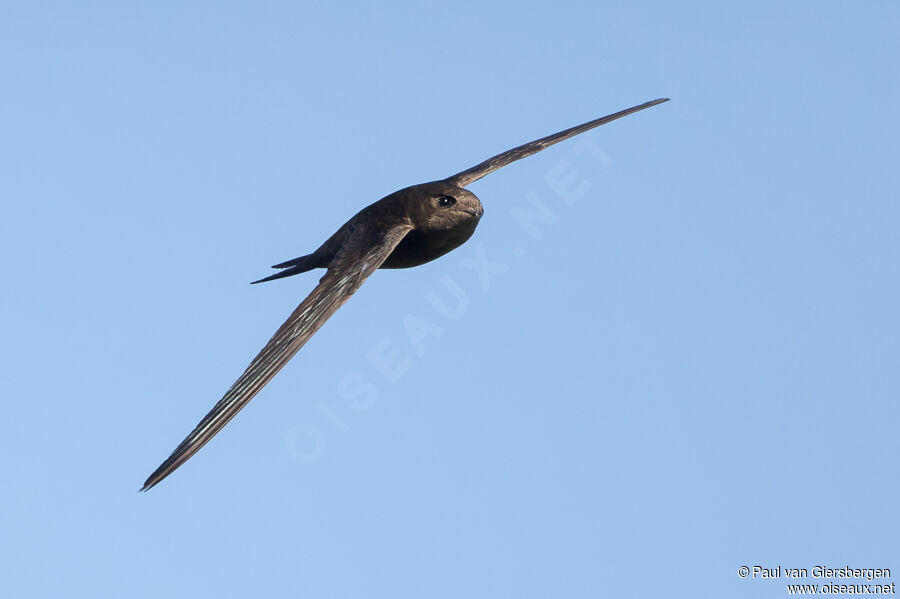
[141,221,413,490]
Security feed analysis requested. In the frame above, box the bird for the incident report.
[141,97,669,490]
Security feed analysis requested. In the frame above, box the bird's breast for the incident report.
[380,221,479,269]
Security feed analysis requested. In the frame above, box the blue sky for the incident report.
[1,2,898,597]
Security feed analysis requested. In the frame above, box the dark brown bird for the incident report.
[141,98,669,490]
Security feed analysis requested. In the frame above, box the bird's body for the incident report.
[259,181,484,283]
[142,98,668,490]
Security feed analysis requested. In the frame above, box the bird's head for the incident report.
[403,181,484,233]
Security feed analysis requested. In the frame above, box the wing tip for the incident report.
[140,456,181,492]
[638,97,670,110]
[139,470,164,492]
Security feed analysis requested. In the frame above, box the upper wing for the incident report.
[141,220,413,490]
[446,98,669,187]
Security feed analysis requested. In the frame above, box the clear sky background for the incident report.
[1,2,898,598]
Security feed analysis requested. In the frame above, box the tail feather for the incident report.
[251,263,316,284]
[272,255,314,269]
[252,254,322,284]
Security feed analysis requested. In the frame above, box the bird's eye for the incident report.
[437,195,456,207]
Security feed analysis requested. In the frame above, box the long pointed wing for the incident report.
[446,98,669,187]
[141,220,413,490]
